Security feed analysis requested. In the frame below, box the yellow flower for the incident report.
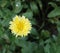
[9,15,32,37]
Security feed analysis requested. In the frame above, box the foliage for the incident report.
[0,0,60,53]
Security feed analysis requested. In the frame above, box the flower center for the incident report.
[17,21,24,31]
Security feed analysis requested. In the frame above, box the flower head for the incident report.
[9,15,32,37]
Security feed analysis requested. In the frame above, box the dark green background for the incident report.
[0,0,60,53]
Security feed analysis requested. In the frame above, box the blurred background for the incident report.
[0,0,60,53]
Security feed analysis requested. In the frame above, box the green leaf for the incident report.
[0,24,4,37]
[48,2,57,8]
[21,42,37,53]
[44,44,50,53]
[36,0,42,9]
[23,9,33,19]
[31,18,37,25]
[50,42,57,53]
[30,1,39,14]
[31,28,39,36]
[41,30,50,38]
[14,37,27,47]
[57,46,60,53]
[13,0,23,13]
[48,7,60,18]
[56,0,60,1]
[56,21,60,33]
[2,48,6,53]
[0,0,8,7]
